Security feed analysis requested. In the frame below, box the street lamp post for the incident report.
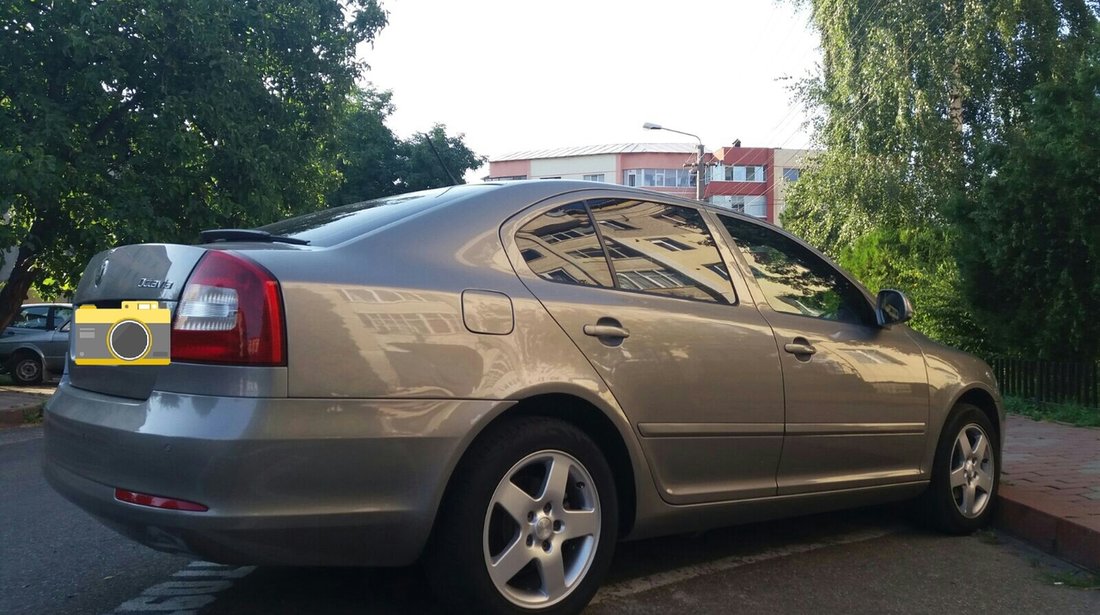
[642,122,707,202]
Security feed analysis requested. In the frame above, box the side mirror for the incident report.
[876,289,913,326]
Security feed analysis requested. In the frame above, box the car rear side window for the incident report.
[515,203,614,287]
[588,199,731,304]
[719,215,875,325]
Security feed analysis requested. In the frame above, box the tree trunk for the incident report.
[0,243,42,332]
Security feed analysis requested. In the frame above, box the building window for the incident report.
[597,219,636,231]
[539,176,561,180]
[724,165,766,182]
[783,167,801,182]
[583,174,605,182]
[604,241,641,259]
[705,263,731,279]
[545,226,594,243]
[622,168,696,188]
[712,195,767,218]
[616,269,693,290]
[514,202,614,287]
[545,268,580,283]
[566,247,605,260]
[488,175,527,181]
[648,237,692,252]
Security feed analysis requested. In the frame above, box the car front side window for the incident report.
[720,215,874,325]
[11,307,51,330]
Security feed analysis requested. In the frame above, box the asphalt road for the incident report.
[3,425,1097,615]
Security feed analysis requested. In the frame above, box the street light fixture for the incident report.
[642,122,707,201]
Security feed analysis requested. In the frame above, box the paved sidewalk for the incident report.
[997,414,1100,572]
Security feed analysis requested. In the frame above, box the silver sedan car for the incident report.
[44,181,1003,614]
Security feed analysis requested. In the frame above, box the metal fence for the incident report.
[989,358,1100,408]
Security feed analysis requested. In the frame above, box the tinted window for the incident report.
[589,200,731,303]
[11,306,50,330]
[53,307,73,329]
[720,216,874,325]
[258,185,494,247]
[516,203,614,287]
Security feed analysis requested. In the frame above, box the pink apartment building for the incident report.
[486,143,814,226]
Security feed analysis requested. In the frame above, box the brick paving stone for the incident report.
[996,415,1100,571]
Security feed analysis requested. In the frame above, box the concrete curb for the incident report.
[0,389,50,428]
[0,403,42,427]
[995,486,1100,572]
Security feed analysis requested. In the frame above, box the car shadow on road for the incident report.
[202,504,919,614]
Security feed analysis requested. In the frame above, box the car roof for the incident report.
[20,303,72,308]
[479,179,779,225]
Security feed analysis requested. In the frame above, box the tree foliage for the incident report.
[783,0,1099,358]
[0,0,387,329]
[327,87,402,206]
[953,29,1100,360]
[839,226,987,353]
[328,88,486,206]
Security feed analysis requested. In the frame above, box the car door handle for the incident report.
[784,341,816,356]
[583,324,630,339]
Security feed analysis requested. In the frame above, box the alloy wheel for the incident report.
[949,423,995,518]
[482,450,601,609]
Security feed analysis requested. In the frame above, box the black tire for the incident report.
[919,403,999,534]
[425,416,618,615]
[10,352,44,385]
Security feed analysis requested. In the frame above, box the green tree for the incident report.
[327,88,486,205]
[327,87,402,206]
[395,124,485,193]
[839,226,988,353]
[783,0,1098,352]
[0,0,387,330]
[953,28,1100,360]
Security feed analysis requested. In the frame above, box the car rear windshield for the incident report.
[258,185,494,247]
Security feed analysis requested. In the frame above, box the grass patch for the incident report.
[1005,396,1100,428]
[21,402,44,424]
[1042,568,1100,590]
[974,529,1000,545]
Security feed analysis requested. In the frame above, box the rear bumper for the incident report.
[43,380,509,566]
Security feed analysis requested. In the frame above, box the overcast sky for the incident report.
[359,0,820,169]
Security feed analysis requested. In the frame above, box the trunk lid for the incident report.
[68,244,207,399]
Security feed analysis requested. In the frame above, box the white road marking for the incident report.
[590,527,893,605]
[108,561,255,614]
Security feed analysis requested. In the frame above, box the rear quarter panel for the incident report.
[240,185,658,533]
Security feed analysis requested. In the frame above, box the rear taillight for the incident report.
[171,250,285,365]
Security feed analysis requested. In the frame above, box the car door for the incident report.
[505,195,785,504]
[44,306,73,372]
[716,214,930,495]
